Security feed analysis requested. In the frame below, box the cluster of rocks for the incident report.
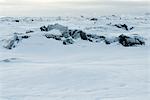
[107,23,134,31]
[2,29,34,49]
[45,34,62,41]
[2,23,145,50]
[41,24,145,47]
[3,33,30,49]
[40,24,88,45]
[113,24,134,31]
[86,34,145,46]
[118,34,145,46]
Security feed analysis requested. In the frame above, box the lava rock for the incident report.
[114,24,128,30]
[62,31,70,38]
[90,18,98,21]
[69,30,87,40]
[69,30,80,39]
[79,31,88,40]
[118,34,145,47]
[21,35,30,39]
[113,24,134,31]
[40,26,48,31]
[87,34,105,42]
[130,27,134,30]
[45,34,62,41]
[63,29,88,40]
[26,30,34,34]
[63,39,74,45]
[13,20,20,22]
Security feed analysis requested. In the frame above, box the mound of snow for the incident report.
[0,23,146,49]
[1,33,30,49]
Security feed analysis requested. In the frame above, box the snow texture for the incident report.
[0,14,150,100]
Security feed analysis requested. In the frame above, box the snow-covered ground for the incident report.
[0,14,150,100]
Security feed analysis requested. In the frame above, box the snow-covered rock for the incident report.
[2,33,20,49]
[40,23,68,33]
[113,24,134,31]
[118,34,145,47]
[45,34,62,41]
[63,38,74,45]
[87,34,106,42]
[2,33,30,49]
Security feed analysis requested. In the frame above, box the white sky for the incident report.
[0,0,149,2]
[0,0,149,5]
[0,0,149,16]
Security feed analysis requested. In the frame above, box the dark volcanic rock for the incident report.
[69,30,80,39]
[21,35,30,39]
[26,30,34,34]
[114,24,128,31]
[39,24,145,47]
[63,29,88,40]
[113,24,134,31]
[13,20,20,22]
[40,24,88,40]
[130,27,134,30]
[90,18,98,21]
[40,26,48,31]
[63,39,74,45]
[62,31,70,38]
[79,31,88,40]
[118,34,145,47]
[87,34,105,42]
[45,34,62,41]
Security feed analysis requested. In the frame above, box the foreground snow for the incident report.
[0,15,150,100]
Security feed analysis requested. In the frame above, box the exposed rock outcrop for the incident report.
[1,23,145,50]
[2,33,30,49]
[87,34,105,42]
[41,24,145,47]
[118,34,145,47]
[45,34,62,41]
[63,38,74,45]
[42,24,88,45]
[113,24,134,31]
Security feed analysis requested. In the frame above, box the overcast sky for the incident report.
[0,0,149,6]
[0,0,150,3]
[0,0,149,16]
